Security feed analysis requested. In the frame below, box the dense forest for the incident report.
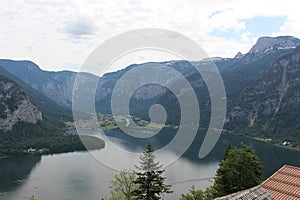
[0,119,104,157]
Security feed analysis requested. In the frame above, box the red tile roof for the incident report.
[262,165,300,200]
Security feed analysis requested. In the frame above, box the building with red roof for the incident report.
[215,165,300,200]
[261,165,300,200]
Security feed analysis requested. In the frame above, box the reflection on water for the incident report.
[0,156,41,192]
[0,130,299,200]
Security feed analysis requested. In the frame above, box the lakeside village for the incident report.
[64,113,297,150]
[24,112,296,156]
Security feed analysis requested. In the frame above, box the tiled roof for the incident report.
[214,185,274,200]
[262,165,300,200]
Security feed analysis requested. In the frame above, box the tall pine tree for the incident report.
[133,142,172,200]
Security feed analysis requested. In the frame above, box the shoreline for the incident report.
[2,129,299,160]
[0,134,105,160]
[232,134,300,152]
[250,136,300,152]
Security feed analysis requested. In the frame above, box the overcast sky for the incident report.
[1,0,300,72]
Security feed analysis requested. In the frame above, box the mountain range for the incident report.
[1,35,300,151]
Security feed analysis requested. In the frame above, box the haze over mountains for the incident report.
[1,35,300,150]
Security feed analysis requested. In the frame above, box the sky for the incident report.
[1,0,300,72]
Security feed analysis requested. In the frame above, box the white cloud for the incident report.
[0,0,300,72]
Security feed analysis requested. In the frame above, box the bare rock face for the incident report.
[0,76,42,131]
[249,36,300,56]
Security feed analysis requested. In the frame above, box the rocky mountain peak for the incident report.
[234,51,244,59]
[248,36,300,56]
[0,75,42,131]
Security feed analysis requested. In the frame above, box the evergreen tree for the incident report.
[133,142,172,200]
[213,144,263,197]
[212,145,232,196]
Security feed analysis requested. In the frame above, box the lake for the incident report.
[0,130,300,200]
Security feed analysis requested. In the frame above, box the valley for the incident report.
[2,36,300,155]
[1,35,300,199]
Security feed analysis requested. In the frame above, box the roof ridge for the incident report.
[283,164,300,169]
[262,184,300,198]
[277,165,300,178]
[283,164,300,171]
[278,170,300,178]
[269,176,300,187]
[262,165,300,185]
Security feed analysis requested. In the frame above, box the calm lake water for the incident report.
[0,130,300,200]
